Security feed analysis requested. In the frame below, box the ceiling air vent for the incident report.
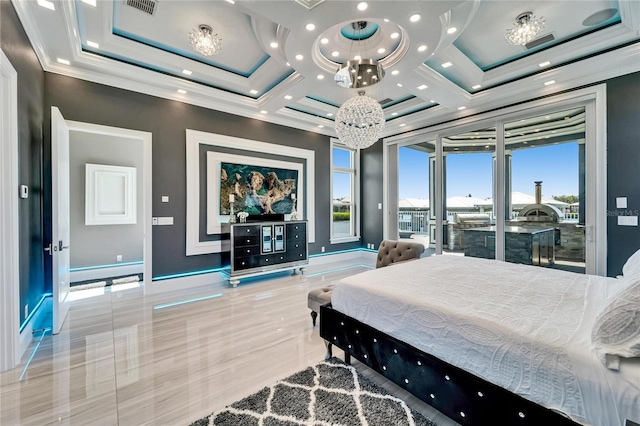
[126,0,157,15]
[378,98,393,105]
[293,0,325,10]
[525,33,555,50]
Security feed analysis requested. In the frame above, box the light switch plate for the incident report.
[161,196,169,203]
[616,197,627,209]
[378,203,382,209]
[157,217,174,225]
[618,216,638,226]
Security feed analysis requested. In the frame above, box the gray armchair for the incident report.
[307,240,425,326]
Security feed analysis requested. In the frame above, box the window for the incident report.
[330,140,359,243]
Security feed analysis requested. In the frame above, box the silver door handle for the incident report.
[44,243,52,256]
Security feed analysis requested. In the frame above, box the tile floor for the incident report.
[0,260,457,426]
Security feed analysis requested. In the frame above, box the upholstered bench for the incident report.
[307,240,425,326]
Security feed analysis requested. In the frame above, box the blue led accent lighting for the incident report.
[152,267,228,281]
[110,27,270,78]
[309,248,368,258]
[19,328,51,381]
[305,264,374,278]
[70,261,143,272]
[153,293,223,310]
[340,22,379,40]
[19,293,52,333]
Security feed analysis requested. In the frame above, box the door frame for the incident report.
[64,120,153,289]
[0,49,20,372]
[384,84,607,276]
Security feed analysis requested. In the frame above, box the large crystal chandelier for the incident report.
[505,12,545,46]
[335,91,385,150]
[189,24,222,56]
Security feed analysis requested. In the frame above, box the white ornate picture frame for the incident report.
[85,163,137,226]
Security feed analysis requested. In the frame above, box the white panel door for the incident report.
[51,107,71,335]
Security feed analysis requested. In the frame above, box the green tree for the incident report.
[553,195,579,204]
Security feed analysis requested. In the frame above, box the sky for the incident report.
[398,142,579,200]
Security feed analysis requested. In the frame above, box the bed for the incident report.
[319,255,640,426]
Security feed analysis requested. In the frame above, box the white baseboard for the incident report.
[70,263,143,283]
[309,249,375,267]
[19,296,51,359]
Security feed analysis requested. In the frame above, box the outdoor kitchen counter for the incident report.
[463,225,555,266]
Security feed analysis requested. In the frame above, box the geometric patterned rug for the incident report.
[189,358,437,426]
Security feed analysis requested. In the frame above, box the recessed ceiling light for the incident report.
[327,113,334,116]
[399,123,406,127]
[318,125,325,128]
[320,38,329,44]
[390,32,400,39]
[377,48,385,54]
[82,0,96,6]
[458,106,466,110]
[37,0,55,10]
[317,74,324,80]
[286,62,291,67]
[397,83,403,87]
[539,61,551,67]
[357,2,368,11]
[182,69,193,75]
[545,115,551,120]
[472,84,481,89]
[430,100,435,103]
[260,110,268,114]
[354,55,362,60]
[56,58,70,65]
[250,89,258,94]
[391,70,399,76]
[384,18,389,22]
[295,54,304,60]
[417,45,427,52]
[409,13,421,22]
[544,80,556,86]
[331,51,339,57]
[284,95,293,100]
[87,40,99,48]
[177,89,187,94]
[225,0,235,4]
[447,27,457,34]
[442,62,452,68]
[391,112,398,116]
[417,84,428,90]
[270,42,278,48]
[305,23,316,31]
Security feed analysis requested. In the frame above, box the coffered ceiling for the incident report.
[12,0,640,138]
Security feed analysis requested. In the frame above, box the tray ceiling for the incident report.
[12,0,640,138]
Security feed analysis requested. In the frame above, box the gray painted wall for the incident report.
[69,131,144,268]
[44,73,361,279]
[361,141,384,247]
[606,72,640,276]
[1,1,46,323]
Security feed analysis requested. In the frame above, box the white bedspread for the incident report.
[331,255,640,426]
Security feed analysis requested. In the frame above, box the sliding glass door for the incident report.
[503,108,586,273]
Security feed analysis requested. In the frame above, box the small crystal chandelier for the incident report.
[505,12,545,46]
[335,91,385,150]
[189,24,222,56]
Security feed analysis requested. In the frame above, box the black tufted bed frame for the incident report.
[320,303,579,426]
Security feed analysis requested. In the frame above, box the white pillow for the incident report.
[591,279,640,370]
[622,248,640,280]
